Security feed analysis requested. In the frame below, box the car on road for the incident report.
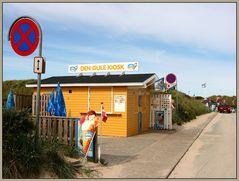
[218,104,232,113]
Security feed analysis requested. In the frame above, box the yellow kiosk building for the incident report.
[27,73,159,137]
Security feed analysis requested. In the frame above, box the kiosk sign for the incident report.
[68,62,139,73]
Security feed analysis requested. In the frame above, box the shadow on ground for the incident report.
[142,128,178,135]
[101,154,138,166]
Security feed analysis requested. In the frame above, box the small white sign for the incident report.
[68,62,139,73]
[114,95,126,112]
[166,82,177,89]
[34,57,45,74]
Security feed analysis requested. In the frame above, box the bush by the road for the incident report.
[2,108,81,179]
[170,90,210,125]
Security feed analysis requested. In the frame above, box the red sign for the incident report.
[166,73,176,84]
[9,18,40,56]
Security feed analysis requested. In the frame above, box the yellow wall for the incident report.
[34,86,150,137]
[34,87,88,117]
[34,86,128,137]
[89,87,112,112]
[127,88,151,136]
[97,87,128,137]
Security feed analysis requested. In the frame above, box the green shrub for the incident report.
[43,148,76,179]
[3,108,80,179]
[3,108,41,178]
[170,90,210,124]
[172,111,183,125]
[3,79,35,100]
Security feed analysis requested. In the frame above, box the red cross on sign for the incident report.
[9,18,40,56]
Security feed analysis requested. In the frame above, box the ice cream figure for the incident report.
[80,110,100,156]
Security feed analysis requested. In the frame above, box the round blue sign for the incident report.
[10,18,40,56]
[166,73,176,84]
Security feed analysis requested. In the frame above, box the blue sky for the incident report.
[3,3,236,97]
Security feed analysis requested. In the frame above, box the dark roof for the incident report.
[28,73,156,85]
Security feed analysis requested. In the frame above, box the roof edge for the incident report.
[26,82,145,88]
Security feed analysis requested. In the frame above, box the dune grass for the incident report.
[170,90,210,125]
[2,108,87,179]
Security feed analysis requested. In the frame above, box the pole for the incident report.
[35,22,43,144]
[176,82,179,110]
[98,103,103,164]
[35,73,41,142]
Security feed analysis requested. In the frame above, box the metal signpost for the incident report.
[9,16,44,143]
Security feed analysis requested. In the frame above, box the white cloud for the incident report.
[3,3,236,54]
[3,3,236,96]
[43,42,236,96]
[3,42,236,96]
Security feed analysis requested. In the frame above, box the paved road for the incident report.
[169,113,236,178]
[89,112,225,178]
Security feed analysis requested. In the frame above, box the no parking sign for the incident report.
[8,16,44,142]
[9,17,40,56]
[166,73,176,84]
[166,73,177,89]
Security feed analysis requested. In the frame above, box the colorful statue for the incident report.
[80,110,100,156]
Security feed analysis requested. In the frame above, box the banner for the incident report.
[68,62,139,73]
[154,111,164,129]
[76,111,101,158]
[154,77,166,92]
[82,118,100,156]
[76,119,95,158]
[76,109,108,160]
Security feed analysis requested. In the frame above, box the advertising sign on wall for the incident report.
[154,77,166,92]
[114,95,126,112]
[68,62,139,73]
[154,111,164,129]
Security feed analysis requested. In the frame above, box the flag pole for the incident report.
[98,102,103,164]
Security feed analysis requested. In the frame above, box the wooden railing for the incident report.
[37,116,79,145]
[32,94,51,116]
[13,94,32,110]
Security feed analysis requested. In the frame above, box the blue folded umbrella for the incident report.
[6,89,15,110]
[47,88,55,115]
[54,82,66,117]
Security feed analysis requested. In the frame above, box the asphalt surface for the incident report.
[168,113,236,178]
[90,112,223,178]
